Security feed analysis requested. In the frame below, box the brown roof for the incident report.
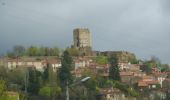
[100,88,121,94]
[120,71,133,76]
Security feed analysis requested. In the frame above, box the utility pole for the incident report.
[65,77,91,100]
[66,80,69,100]
[25,68,29,100]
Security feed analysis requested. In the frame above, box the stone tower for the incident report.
[73,28,92,48]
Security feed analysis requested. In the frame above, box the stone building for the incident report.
[73,28,92,48]
[73,28,92,56]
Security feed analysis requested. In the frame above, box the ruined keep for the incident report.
[73,28,92,56]
[73,28,92,48]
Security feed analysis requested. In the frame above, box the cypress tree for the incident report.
[59,50,73,87]
[109,56,121,81]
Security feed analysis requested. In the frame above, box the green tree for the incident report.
[95,56,108,65]
[59,50,73,87]
[13,45,26,57]
[51,47,60,56]
[42,63,61,99]
[109,56,121,81]
[67,47,80,56]
[0,80,7,99]
[7,68,25,91]
[39,86,51,97]
[39,86,61,100]
[27,68,41,95]
[0,66,8,79]
[27,46,39,56]
[42,64,50,84]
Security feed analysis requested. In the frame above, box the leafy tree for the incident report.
[42,64,50,83]
[7,68,25,91]
[39,86,61,100]
[42,63,61,99]
[109,56,121,81]
[127,87,139,97]
[38,47,46,56]
[27,46,39,56]
[0,80,7,100]
[0,66,8,79]
[95,56,108,65]
[39,86,51,97]
[51,47,60,56]
[13,45,26,57]
[27,68,41,95]
[7,45,26,57]
[67,47,80,56]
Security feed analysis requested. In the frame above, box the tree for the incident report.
[13,45,26,57]
[0,80,7,99]
[67,47,80,56]
[27,46,39,56]
[95,56,108,65]
[59,50,73,87]
[0,66,8,79]
[42,64,50,84]
[109,56,121,81]
[7,45,26,57]
[41,63,61,99]
[51,47,60,56]
[7,68,25,91]
[27,68,41,95]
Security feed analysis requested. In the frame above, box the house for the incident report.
[138,76,159,90]
[120,71,144,85]
[7,58,44,71]
[5,57,61,72]
[73,57,93,69]
[152,67,161,74]
[119,63,141,71]
[162,78,170,89]
[43,59,61,72]
[97,88,125,100]
[152,73,167,88]
[72,68,85,77]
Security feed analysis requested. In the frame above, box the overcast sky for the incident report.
[0,0,170,63]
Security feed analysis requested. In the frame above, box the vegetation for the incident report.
[59,50,73,87]
[109,56,121,81]
[1,46,170,100]
[95,56,108,65]
[7,45,60,57]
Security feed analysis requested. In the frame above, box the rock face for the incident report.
[101,51,137,63]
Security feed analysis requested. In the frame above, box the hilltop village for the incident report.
[0,28,170,100]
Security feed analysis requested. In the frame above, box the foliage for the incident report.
[109,56,121,81]
[0,66,8,79]
[0,80,8,100]
[67,47,80,56]
[39,86,61,98]
[127,88,140,97]
[27,46,39,56]
[39,86,51,97]
[27,68,42,95]
[59,50,73,87]
[7,45,60,57]
[7,68,25,87]
[0,80,6,96]
[114,81,128,93]
[95,56,108,65]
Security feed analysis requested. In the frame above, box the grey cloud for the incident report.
[0,0,170,64]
